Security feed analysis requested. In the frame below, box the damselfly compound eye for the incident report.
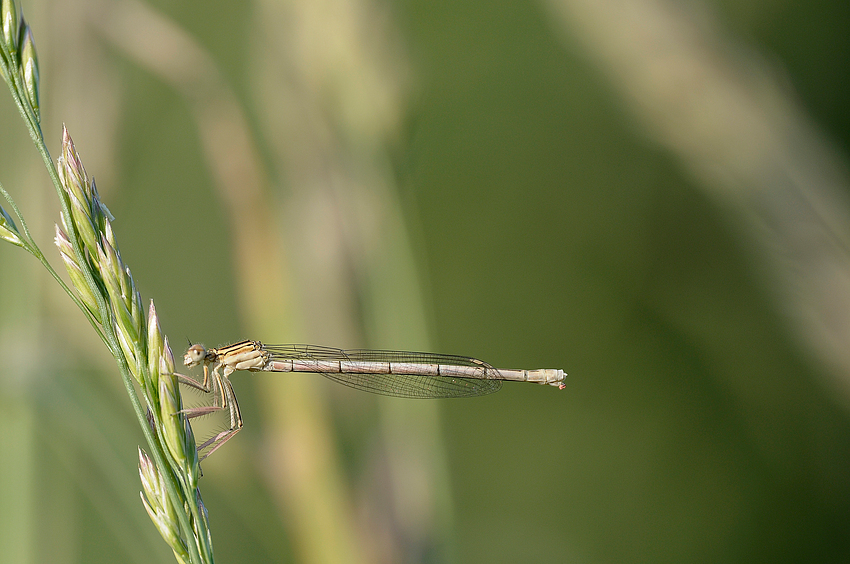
[183,344,207,366]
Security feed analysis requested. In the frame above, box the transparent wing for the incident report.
[262,344,503,398]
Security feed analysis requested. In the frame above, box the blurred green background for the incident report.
[1,0,850,562]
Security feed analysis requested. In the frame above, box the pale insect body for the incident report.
[177,340,567,460]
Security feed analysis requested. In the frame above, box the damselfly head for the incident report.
[184,344,207,366]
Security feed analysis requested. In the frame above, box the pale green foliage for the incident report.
[0,5,212,563]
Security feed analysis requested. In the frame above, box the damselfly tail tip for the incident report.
[554,370,567,389]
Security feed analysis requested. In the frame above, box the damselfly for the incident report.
[177,340,567,459]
